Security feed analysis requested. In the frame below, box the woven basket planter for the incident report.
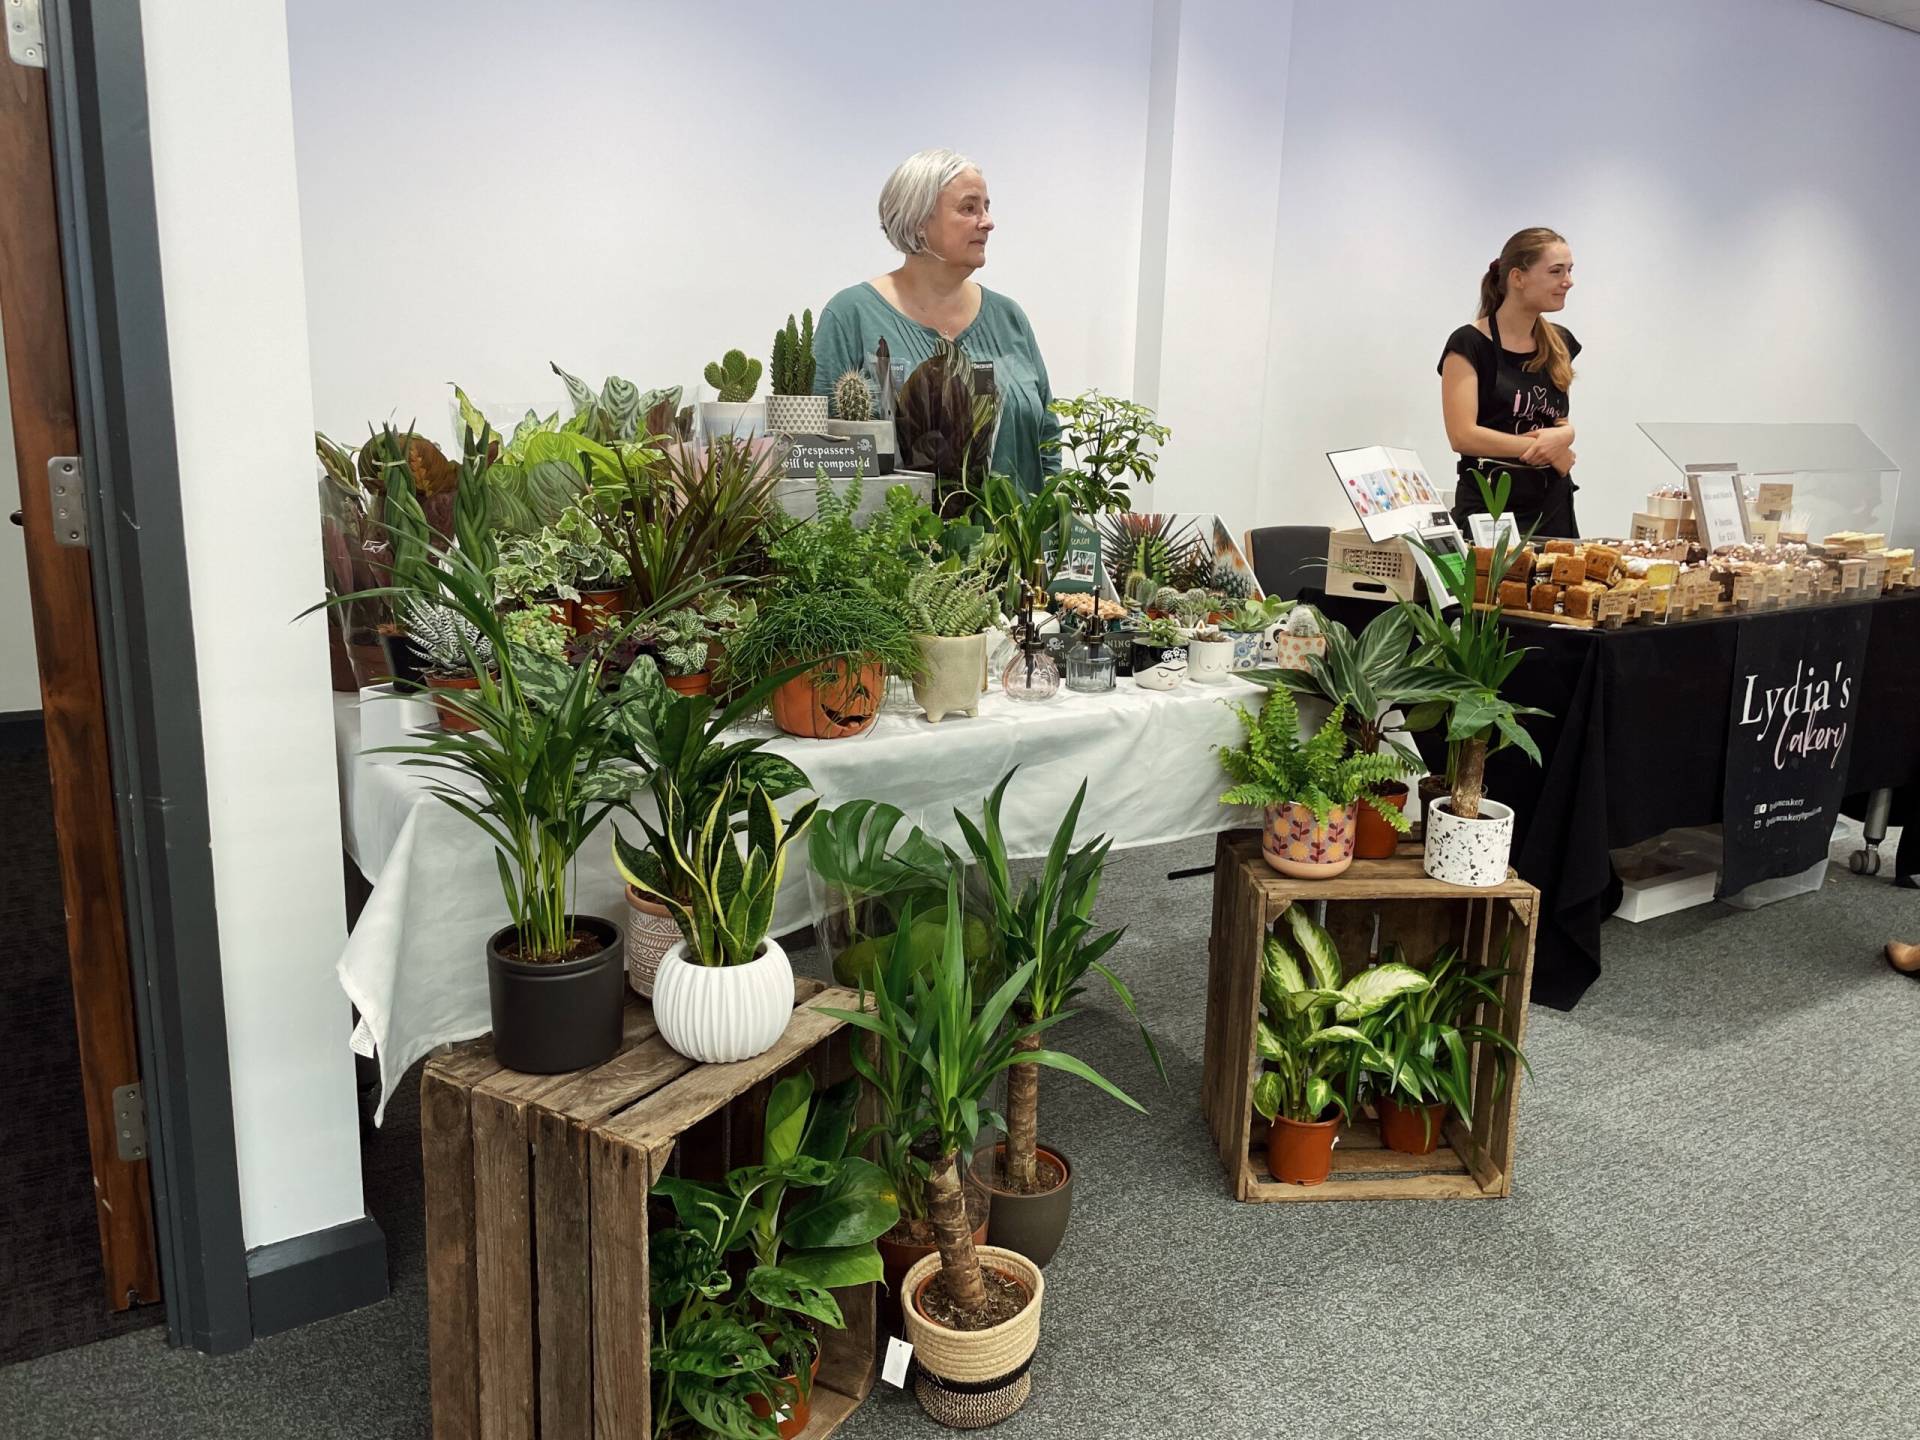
[902,1246,1043,1427]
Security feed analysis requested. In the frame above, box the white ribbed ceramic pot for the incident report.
[651,936,795,1062]
[1422,798,1515,888]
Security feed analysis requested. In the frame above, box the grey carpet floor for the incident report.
[4,833,1917,1440]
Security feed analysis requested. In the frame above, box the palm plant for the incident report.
[1348,943,1529,1141]
[953,772,1161,1192]
[1253,907,1428,1124]
[1216,687,1415,834]
[1402,470,1548,817]
[824,876,1140,1322]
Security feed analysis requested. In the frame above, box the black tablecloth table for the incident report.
[1307,589,1920,1008]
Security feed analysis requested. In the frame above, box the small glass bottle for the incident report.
[1001,637,1061,703]
[1065,619,1117,693]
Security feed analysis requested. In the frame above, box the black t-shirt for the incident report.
[1438,321,1583,532]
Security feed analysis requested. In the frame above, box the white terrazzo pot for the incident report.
[1422,798,1515,888]
[651,936,795,1062]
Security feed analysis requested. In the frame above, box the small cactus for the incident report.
[770,309,816,395]
[703,349,761,403]
[832,369,874,422]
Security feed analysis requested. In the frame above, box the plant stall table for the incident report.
[1200,832,1539,1202]
[421,978,875,1440]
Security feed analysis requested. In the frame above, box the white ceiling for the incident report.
[1820,0,1920,34]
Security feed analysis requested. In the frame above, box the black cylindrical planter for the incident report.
[378,628,429,692]
[486,915,623,1073]
[973,1143,1074,1268]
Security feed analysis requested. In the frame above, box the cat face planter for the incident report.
[1129,640,1187,691]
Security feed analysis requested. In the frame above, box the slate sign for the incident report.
[784,433,878,480]
[1718,604,1871,895]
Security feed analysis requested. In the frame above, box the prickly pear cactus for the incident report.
[703,349,761,403]
[832,369,874,422]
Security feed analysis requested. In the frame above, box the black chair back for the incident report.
[1247,525,1330,601]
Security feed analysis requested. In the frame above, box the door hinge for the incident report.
[112,1083,149,1162]
[49,456,86,547]
[6,0,45,69]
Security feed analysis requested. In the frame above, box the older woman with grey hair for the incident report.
[813,147,1060,492]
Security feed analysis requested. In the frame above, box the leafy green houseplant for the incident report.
[1253,908,1428,1185]
[905,564,997,723]
[650,1071,899,1440]
[1043,389,1171,519]
[956,772,1158,1267]
[1403,470,1549,887]
[1217,687,1414,880]
[825,877,1136,1421]
[635,594,753,689]
[895,338,1000,514]
[1350,942,1529,1156]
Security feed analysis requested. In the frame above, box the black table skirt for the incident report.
[1307,590,1920,1008]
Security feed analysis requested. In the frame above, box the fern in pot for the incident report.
[614,774,817,1063]
[906,565,997,723]
[1216,686,1415,880]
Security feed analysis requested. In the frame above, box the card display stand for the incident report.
[1200,833,1538,1202]
[421,979,874,1440]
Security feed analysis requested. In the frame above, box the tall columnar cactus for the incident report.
[770,309,817,395]
[703,349,761,403]
[832,369,874,422]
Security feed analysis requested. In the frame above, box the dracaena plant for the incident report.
[615,777,817,968]
[954,772,1161,1193]
[1253,907,1429,1124]
[1248,606,1464,771]
[650,1070,899,1440]
[1402,469,1548,818]
[1347,942,1530,1143]
[1216,687,1415,835]
[825,875,1140,1326]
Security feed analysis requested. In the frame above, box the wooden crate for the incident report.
[1200,832,1538,1203]
[422,979,875,1440]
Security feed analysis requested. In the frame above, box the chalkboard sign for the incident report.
[1719,605,1871,895]
[784,433,878,480]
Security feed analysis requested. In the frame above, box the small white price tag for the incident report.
[882,1336,914,1388]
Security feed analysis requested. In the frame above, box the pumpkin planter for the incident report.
[769,661,886,739]
[1260,801,1355,879]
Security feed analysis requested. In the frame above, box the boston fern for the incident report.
[904,565,996,637]
[1216,687,1413,829]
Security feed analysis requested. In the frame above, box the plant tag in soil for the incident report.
[882,1336,914,1388]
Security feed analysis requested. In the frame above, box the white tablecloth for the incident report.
[336,677,1269,1122]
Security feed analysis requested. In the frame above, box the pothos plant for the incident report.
[650,1071,899,1440]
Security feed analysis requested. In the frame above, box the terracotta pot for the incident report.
[972,1143,1072,1268]
[426,673,482,732]
[877,1192,990,1301]
[1260,801,1355,879]
[748,1347,822,1439]
[573,587,625,635]
[1376,1093,1449,1156]
[663,670,712,696]
[1353,782,1409,860]
[1266,1113,1340,1185]
[769,661,885,739]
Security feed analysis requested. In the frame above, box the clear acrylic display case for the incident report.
[1637,421,1901,545]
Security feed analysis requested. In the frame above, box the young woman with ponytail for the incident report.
[1439,227,1580,535]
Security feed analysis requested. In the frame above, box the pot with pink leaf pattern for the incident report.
[1260,802,1355,880]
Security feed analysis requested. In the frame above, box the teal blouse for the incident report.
[812,281,1061,493]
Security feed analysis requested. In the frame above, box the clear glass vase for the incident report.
[1001,644,1060,703]
[1064,636,1116,693]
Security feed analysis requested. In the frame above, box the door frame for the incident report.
[31,0,252,1353]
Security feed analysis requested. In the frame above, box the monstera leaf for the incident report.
[894,339,998,491]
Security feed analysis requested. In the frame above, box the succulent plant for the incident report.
[832,369,874,422]
[770,310,816,396]
[1100,511,1203,593]
[396,595,494,675]
[1207,559,1254,602]
[703,349,762,404]
[1284,605,1323,636]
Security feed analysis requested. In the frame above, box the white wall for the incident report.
[0,309,42,713]
[287,0,1155,445]
[1256,0,1920,547]
[141,0,365,1250]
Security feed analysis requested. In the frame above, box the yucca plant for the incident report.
[615,776,817,969]
[1216,687,1415,833]
[954,772,1160,1192]
[1253,907,1428,1124]
[825,875,1140,1323]
[1401,469,1548,818]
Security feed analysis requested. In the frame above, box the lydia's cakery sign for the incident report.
[1719,606,1872,895]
